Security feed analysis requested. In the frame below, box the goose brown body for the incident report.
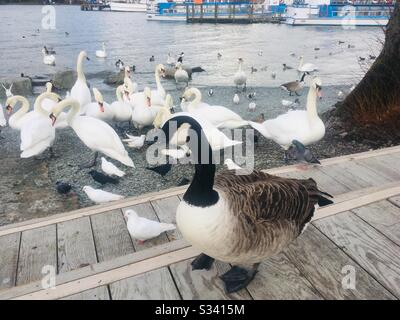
[177,169,330,264]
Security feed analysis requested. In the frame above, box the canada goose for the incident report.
[280,73,307,96]
[160,114,333,293]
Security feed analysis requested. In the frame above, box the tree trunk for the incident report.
[327,3,400,143]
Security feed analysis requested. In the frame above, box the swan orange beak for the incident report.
[6,105,12,115]
[99,102,105,113]
[49,113,57,127]
[146,97,151,107]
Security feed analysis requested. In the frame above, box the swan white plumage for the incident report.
[111,83,133,122]
[96,42,107,58]
[101,157,126,177]
[0,103,6,128]
[298,56,318,73]
[174,62,189,87]
[153,94,174,129]
[70,51,91,115]
[50,98,134,167]
[182,87,249,129]
[42,48,55,65]
[5,95,38,130]
[250,77,325,150]
[41,82,69,129]
[83,186,124,204]
[19,92,60,158]
[131,87,158,130]
[124,66,138,95]
[166,53,175,66]
[151,64,166,106]
[85,88,114,122]
[233,58,247,90]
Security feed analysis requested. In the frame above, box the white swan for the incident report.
[85,88,114,122]
[96,42,107,58]
[233,58,247,90]
[19,92,60,158]
[182,87,249,129]
[111,83,133,122]
[250,77,325,150]
[70,51,91,115]
[0,103,6,128]
[42,48,55,66]
[151,64,166,106]
[41,82,69,129]
[131,87,156,130]
[50,98,134,167]
[5,95,38,130]
[153,94,173,129]
[298,56,318,73]
[174,62,189,88]
[124,66,138,94]
[166,53,175,66]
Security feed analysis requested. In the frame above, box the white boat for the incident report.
[110,0,148,12]
[285,0,393,26]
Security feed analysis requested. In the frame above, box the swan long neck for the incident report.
[35,92,60,117]
[116,85,124,102]
[53,99,80,126]
[187,89,202,112]
[299,57,304,69]
[306,86,319,120]
[155,68,162,91]
[77,54,86,82]
[10,96,30,121]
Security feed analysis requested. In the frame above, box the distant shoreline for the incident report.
[0,2,78,5]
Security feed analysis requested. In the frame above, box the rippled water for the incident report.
[0,4,383,89]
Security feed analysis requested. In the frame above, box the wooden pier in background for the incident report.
[80,1,110,11]
[0,146,400,300]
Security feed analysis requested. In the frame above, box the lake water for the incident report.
[0,4,383,90]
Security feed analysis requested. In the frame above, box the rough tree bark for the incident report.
[325,2,400,143]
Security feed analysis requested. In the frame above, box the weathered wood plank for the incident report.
[352,200,400,246]
[151,196,181,241]
[169,260,252,300]
[356,157,400,181]
[314,212,400,298]
[57,217,97,273]
[246,253,323,300]
[122,203,169,251]
[16,225,57,286]
[90,209,134,262]
[61,286,110,300]
[0,233,20,289]
[285,224,395,300]
[110,268,180,300]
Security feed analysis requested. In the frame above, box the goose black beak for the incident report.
[6,105,12,114]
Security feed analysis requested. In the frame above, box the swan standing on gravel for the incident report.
[19,92,61,158]
[182,87,249,129]
[5,96,37,130]
[250,77,325,160]
[42,48,55,65]
[96,42,107,58]
[298,56,318,73]
[111,83,133,123]
[70,51,91,114]
[233,58,247,91]
[85,88,114,122]
[151,64,167,105]
[131,87,159,130]
[50,98,134,168]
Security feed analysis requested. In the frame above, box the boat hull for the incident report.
[285,17,388,26]
[110,2,147,12]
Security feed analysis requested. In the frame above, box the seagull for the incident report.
[83,186,124,204]
[224,158,242,170]
[101,157,126,177]
[123,134,145,149]
[281,98,300,109]
[248,102,256,112]
[233,93,240,104]
[287,140,321,167]
[146,163,172,177]
[56,181,72,195]
[208,89,214,97]
[89,170,119,185]
[124,209,176,244]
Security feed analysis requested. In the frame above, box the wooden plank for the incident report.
[61,286,110,300]
[352,200,400,246]
[356,157,400,181]
[0,233,20,290]
[2,147,398,237]
[246,253,323,300]
[151,196,182,241]
[314,211,400,298]
[57,217,97,273]
[110,268,180,300]
[169,260,252,300]
[13,246,201,300]
[90,209,134,262]
[0,240,189,300]
[122,203,169,251]
[285,224,395,299]
[16,225,57,286]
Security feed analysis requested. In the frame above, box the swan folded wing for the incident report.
[20,118,54,152]
[214,170,325,232]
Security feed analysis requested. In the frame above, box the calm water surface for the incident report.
[0,4,383,89]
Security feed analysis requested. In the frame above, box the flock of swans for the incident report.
[1,49,327,205]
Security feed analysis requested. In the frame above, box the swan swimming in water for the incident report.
[96,42,107,58]
[70,51,91,115]
[50,98,134,168]
[233,58,247,91]
[42,48,55,66]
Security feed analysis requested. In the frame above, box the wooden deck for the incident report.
[1,146,400,300]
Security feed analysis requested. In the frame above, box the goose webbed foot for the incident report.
[191,253,215,271]
[220,264,259,294]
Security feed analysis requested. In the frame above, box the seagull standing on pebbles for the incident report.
[124,209,176,244]
[233,93,240,105]
[83,186,124,204]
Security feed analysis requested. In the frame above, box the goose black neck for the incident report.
[161,115,219,207]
